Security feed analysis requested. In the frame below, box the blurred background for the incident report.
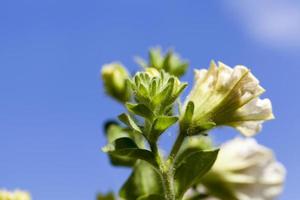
[0,0,299,199]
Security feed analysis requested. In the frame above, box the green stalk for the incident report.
[149,142,176,200]
[169,130,186,162]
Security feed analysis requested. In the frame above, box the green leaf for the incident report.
[126,103,154,120]
[104,123,137,167]
[118,113,142,133]
[138,194,165,200]
[150,116,178,141]
[97,192,115,200]
[174,149,219,198]
[104,137,158,168]
[120,161,164,200]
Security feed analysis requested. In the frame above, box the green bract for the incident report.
[129,69,187,115]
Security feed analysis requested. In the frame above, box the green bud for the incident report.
[129,69,187,116]
[101,63,130,103]
[136,48,189,77]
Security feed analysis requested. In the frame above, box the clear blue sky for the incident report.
[0,1,299,199]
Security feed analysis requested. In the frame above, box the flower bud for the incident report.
[129,69,187,115]
[136,48,189,77]
[102,63,130,103]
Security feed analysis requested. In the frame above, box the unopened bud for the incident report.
[102,63,130,102]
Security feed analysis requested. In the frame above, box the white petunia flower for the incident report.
[0,189,31,200]
[203,138,286,200]
[182,61,274,136]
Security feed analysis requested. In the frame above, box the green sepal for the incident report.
[180,101,194,128]
[118,113,142,133]
[152,78,174,106]
[119,161,164,200]
[103,137,158,168]
[150,116,178,142]
[149,48,164,69]
[162,50,189,77]
[171,82,187,101]
[174,149,219,198]
[187,122,216,136]
[126,103,154,120]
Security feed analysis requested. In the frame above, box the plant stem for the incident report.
[149,142,176,200]
[169,131,185,161]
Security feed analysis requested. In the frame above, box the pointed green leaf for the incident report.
[174,149,219,198]
[126,103,154,120]
[150,116,178,141]
[104,137,158,168]
[149,48,163,68]
[120,161,164,200]
[118,113,142,133]
[104,123,137,167]
[174,82,188,97]
[153,84,171,105]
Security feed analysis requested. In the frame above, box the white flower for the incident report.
[204,138,286,200]
[183,61,274,136]
[0,189,31,200]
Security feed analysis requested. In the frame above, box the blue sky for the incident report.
[0,1,299,199]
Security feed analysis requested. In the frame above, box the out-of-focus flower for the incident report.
[0,190,31,200]
[101,62,130,103]
[136,47,189,77]
[181,61,274,136]
[202,138,286,200]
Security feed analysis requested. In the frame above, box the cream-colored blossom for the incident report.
[204,138,286,200]
[183,61,274,136]
[0,190,31,200]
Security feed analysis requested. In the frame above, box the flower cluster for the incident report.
[100,48,285,200]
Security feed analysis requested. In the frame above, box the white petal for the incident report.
[231,121,263,136]
[236,98,274,121]
[210,138,286,200]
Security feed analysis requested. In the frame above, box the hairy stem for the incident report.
[169,131,185,161]
[149,142,176,200]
